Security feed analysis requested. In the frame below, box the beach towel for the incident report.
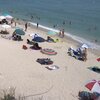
[36,58,53,65]
[32,37,45,42]
[41,48,57,55]
[45,65,59,70]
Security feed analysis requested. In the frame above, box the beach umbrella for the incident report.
[0,16,6,21]
[81,44,89,49]
[47,30,57,35]
[14,29,25,35]
[85,80,100,94]
[5,15,13,19]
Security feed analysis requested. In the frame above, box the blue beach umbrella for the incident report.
[14,29,25,35]
[47,30,57,35]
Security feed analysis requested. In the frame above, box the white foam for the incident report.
[28,22,100,50]
[28,22,59,32]
[64,32,100,49]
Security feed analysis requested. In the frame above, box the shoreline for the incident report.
[14,18,100,56]
[18,18,100,49]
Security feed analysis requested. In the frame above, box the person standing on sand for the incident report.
[37,22,39,28]
[15,21,16,27]
[82,48,87,61]
[11,19,14,25]
[62,29,64,38]
[25,23,28,31]
[58,30,62,37]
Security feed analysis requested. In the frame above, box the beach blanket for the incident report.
[41,48,57,55]
[32,37,45,42]
[45,65,59,70]
[36,58,53,65]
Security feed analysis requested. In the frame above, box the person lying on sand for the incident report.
[27,39,35,45]
[12,32,22,41]
[46,36,55,43]
[30,42,42,50]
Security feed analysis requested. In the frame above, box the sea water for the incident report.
[0,0,100,49]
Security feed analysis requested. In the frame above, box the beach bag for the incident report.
[22,45,28,50]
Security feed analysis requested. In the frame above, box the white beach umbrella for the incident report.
[1,24,11,31]
[1,24,11,29]
[5,15,13,20]
[0,16,6,21]
[81,44,89,49]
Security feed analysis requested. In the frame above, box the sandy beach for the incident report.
[0,20,100,100]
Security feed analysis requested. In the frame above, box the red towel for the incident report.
[97,58,100,62]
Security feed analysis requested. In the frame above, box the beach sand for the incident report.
[0,20,100,100]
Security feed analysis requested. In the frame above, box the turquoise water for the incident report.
[0,0,100,49]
